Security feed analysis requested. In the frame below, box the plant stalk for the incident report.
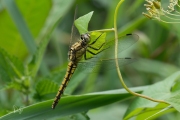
[113,0,169,104]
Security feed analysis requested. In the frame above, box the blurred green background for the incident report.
[0,0,180,120]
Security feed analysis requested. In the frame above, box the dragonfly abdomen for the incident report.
[52,62,77,109]
[52,33,90,109]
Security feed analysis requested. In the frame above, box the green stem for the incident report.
[114,0,169,104]
[89,28,114,33]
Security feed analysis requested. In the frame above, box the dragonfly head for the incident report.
[81,33,90,44]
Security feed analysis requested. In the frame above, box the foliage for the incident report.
[0,0,180,120]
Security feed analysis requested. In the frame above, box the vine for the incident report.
[114,0,169,104]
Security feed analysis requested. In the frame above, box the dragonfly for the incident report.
[52,31,139,109]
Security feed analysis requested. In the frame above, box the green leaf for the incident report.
[165,91,180,113]
[74,11,94,34]
[132,58,180,77]
[16,0,52,39]
[28,0,75,76]
[0,48,24,83]
[69,112,90,120]
[89,32,106,49]
[36,0,75,42]
[118,16,147,36]
[28,37,50,77]
[124,71,180,120]
[0,48,28,94]
[81,31,106,60]
[34,79,59,99]
[56,113,90,120]
[0,86,147,120]
[0,0,52,58]
[2,0,37,54]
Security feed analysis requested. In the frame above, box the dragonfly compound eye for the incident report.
[81,33,90,42]
[84,34,90,41]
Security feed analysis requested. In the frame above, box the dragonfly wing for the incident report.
[104,34,139,55]
[77,57,137,73]
[69,7,81,48]
[77,33,138,73]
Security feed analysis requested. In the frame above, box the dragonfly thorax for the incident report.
[80,33,90,46]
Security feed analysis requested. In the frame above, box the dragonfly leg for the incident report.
[88,42,105,50]
[84,45,109,60]
[86,49,104,56]
[84,53,87,60]
[84,50,93,60]
[89,32,104,45]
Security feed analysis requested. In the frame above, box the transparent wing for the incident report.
[69,6,80,48]
[105,34,139,55]
[77,33,139,73]
[77,58,137,73]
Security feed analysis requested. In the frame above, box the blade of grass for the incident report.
[2,0,49,75]
[0,86,147,120]
[2,0,36,54]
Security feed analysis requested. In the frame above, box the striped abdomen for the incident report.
[52,62,77,109]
